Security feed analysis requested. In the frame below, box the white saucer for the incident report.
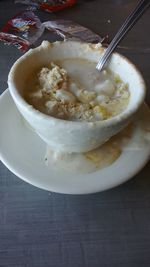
[0,90,150,194]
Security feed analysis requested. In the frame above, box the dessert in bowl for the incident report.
[8,40,146,153]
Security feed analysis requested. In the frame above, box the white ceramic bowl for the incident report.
[8,41,146,153]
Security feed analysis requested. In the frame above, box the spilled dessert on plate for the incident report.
[8,40,146,172]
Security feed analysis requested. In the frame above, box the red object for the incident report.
[0,11,44,51]
[15,0,77,12]
[0,32,29,51]
[40,0,76,12]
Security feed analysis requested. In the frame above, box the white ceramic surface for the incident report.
[8,41,146,153]
[0,90,150,194]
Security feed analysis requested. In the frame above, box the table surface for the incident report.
[0,0,150,266]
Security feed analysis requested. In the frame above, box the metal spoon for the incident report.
[96,0,150,71]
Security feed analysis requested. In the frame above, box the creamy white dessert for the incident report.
[9,40,145,154]
[25,58,130,122]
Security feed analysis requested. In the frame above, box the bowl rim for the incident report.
[8,40,146,127]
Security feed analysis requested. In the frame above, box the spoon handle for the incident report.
[96,0,150,71]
